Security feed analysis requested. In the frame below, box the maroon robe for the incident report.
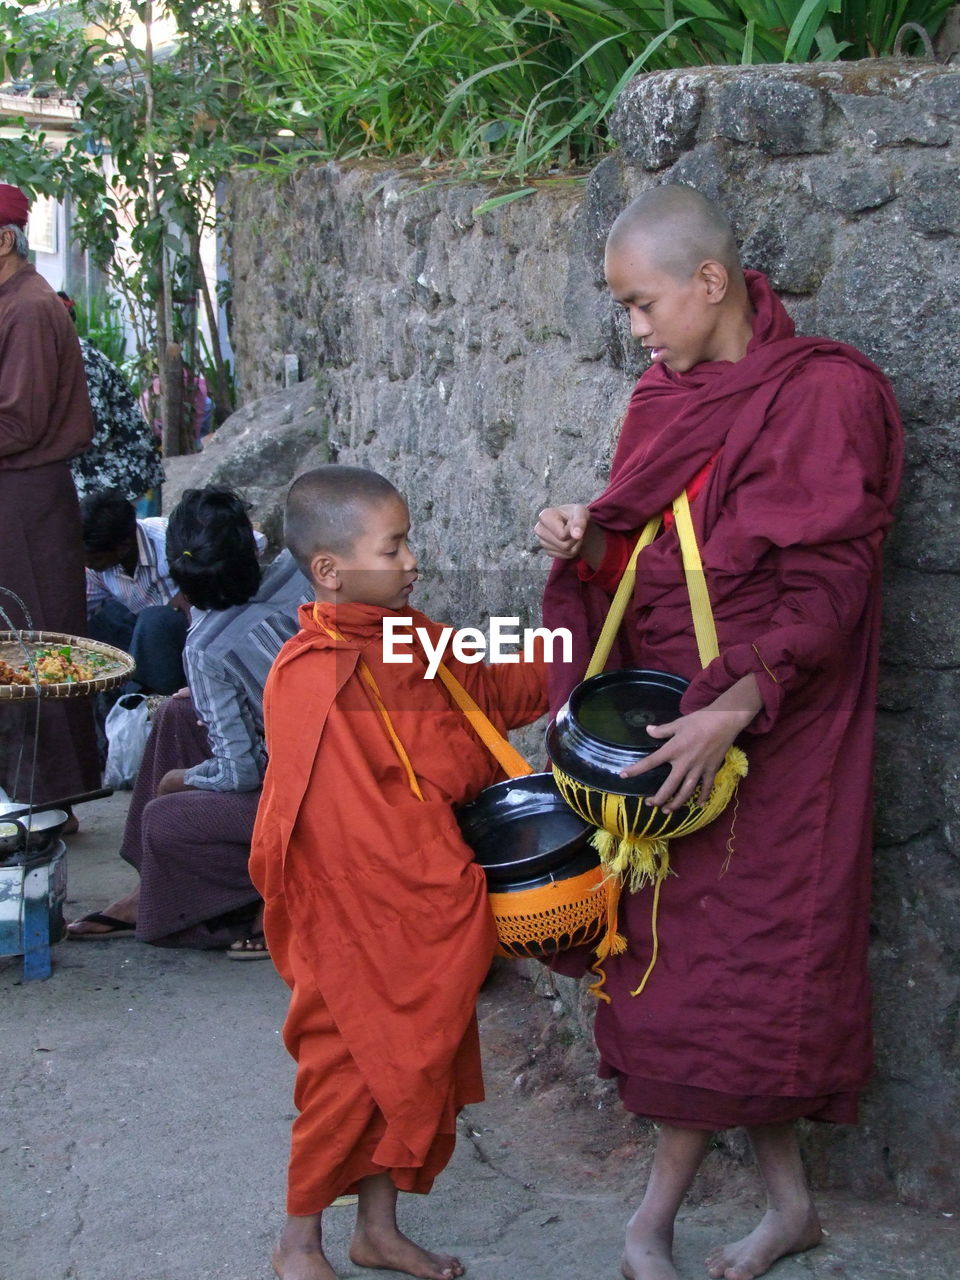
[0,264,98,803]
[543,272,903,1128]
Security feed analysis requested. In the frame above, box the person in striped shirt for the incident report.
[68,487,309,951]
[81,490,189,695]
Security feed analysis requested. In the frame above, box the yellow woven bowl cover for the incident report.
[551,746,748,892]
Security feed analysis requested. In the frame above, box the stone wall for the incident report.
[189,59,960,1207]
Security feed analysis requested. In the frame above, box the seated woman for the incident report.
[67,487,310,955]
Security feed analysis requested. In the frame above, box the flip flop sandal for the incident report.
[227,934,270,960]
[66,912,136,938]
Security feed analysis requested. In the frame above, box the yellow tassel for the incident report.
[590,827,619,865]
[587,872,625,1001]
[555,746,750,1003]
[592,874,626,960]
[591,828,671,894]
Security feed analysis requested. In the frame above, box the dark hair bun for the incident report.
[166,487,261,611]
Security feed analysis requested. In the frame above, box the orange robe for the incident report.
[249,601,547,1214]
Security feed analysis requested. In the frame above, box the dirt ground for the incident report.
[1,791,956,1280]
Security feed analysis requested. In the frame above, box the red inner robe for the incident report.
[249,601,546,1212]
[543,271,903,1129]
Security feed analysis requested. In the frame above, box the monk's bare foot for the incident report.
[705,1205,822,1280]
[350,1223,464,1279]
[272,1218,336,1280]
[272,1242,336,1280]
[621,1213,681,1280]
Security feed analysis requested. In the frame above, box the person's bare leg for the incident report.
[272,1211,336,1280]
[349,1172,464,1279]
[622,1125,712,1280]
[66,884,140,934]
[705,1122,822,1280]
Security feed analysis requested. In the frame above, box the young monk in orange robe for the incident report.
[249,465,547,1280]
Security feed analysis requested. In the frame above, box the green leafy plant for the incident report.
[196,326,235,432]
[228,0,954,182]
[0,0,246,445]
[1,0,952,410]
[70,291,129,369]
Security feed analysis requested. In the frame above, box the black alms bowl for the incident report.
[546,669,689,798]
[457,772,597,888]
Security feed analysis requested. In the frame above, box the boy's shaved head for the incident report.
[285,465,402,572]
[607,184,741,281]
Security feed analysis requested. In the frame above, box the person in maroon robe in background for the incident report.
[0,183,100,812]
[536,186,903,1280]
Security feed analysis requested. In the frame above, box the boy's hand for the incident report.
[619,675,762,811]
[535,504,595,560]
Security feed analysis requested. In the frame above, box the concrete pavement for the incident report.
[2,791,956,1280]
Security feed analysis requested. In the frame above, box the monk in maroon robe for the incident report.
[0,184,99,808]
[536,185,902,1280]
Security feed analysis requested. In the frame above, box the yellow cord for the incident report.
[630,877,662,997]
[313,606,424,801]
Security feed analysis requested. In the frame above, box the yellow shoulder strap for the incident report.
[671,490,720,667]
[584,515,661,679]
[312,608,533,786]
[312,606,426,800]
[583,494,719,676]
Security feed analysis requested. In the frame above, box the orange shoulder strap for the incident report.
[434,662,533,779]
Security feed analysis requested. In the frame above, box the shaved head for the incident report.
[285,465,403,574]
[607,185,741,281]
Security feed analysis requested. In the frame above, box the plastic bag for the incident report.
[103,693,151,789]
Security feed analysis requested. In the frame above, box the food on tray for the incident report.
[0,658,32,685]
[0,645,111,687]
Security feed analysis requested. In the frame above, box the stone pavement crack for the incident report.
[457,1108,534,1191]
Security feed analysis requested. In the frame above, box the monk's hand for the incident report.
[619,676,763,812]
[535,504,592,559]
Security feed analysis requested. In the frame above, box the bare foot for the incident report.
[272,1241,337,1280]
[350,1223,464,1279]
[273,1216,336,1280]
[621,1213,681,1280]
[705,1205,822,1280]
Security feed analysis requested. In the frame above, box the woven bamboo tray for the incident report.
[0,631,134,700]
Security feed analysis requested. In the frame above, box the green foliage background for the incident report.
[229,0,953,179]
[0,0,952,422]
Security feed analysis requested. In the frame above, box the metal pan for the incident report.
[0,788,113,858]
[0,787,113,825]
